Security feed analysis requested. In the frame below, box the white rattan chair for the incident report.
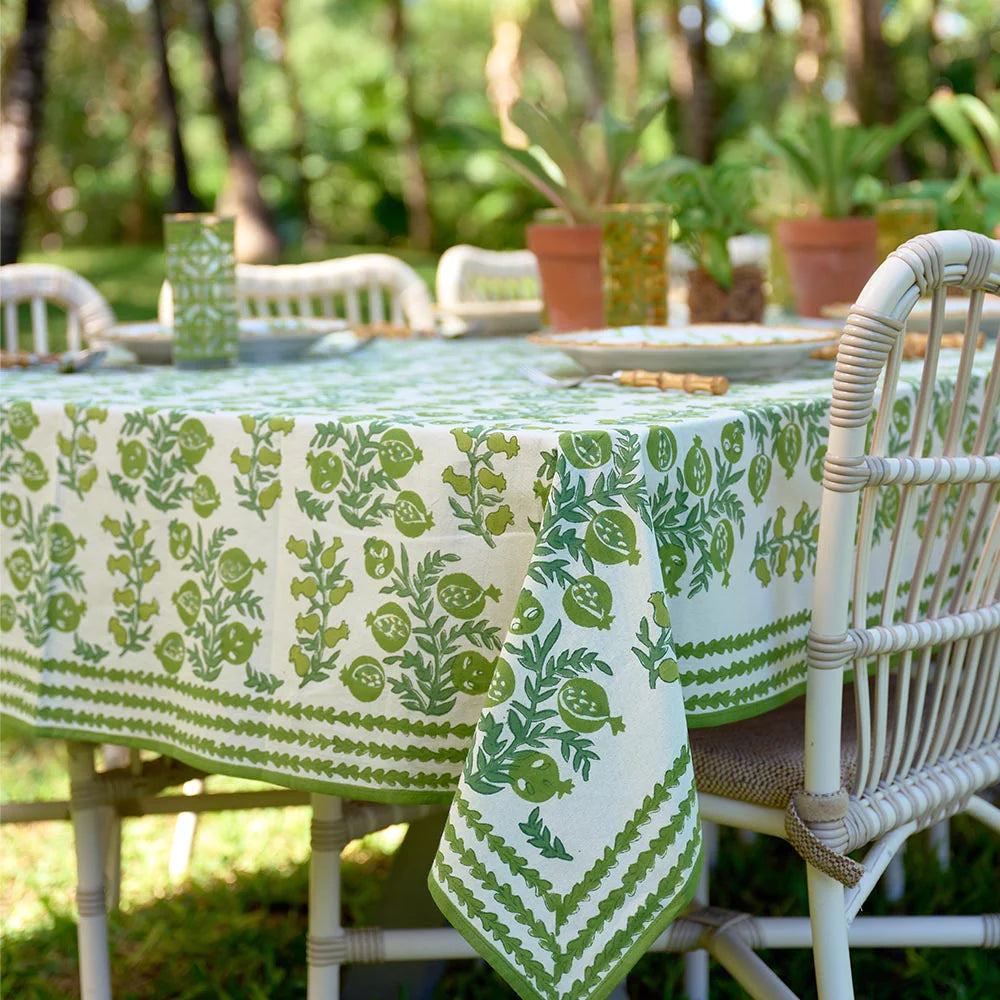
[434,244,542,334]
[0,263,115,353]
[158,253,436,333]
[682,229,1000,999]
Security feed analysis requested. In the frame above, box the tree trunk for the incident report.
[795,0,829,97]
[665,0,715,163]
[610,0,638,117]
[550,0,604,119]
[194,0,281,261]
[386,0,433,251]
[150,0,204,214]
[0,0,50,264]
[486,14,524,147]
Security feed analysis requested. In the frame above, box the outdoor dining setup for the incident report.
[2,209,999,1000]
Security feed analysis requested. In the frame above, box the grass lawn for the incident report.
[2,730,998,999]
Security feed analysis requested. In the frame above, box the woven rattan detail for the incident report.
[311,817,350,852]
[76,887,107,917]
[785,798,864,887]
[830,307,902,428]
[891,235,943,295]
[959,232,994,290]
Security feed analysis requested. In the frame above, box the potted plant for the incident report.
[660,158,765,323]
[760,108,925,317]
[462,96,667,331]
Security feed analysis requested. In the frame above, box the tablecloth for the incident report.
[1,336,993,1000]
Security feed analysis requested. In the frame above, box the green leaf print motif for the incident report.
[173,523,265,684]
[231,414,293,519]
[57,403,105,500]
[631,594,678,689]
[443,427,519,547]
[379,546,502,717]
[287,531,352,689]
[102,513,160,652]
[751,501,819,586]
[518,806,574,862]
[0,402,39,483]
[466,621,615,797]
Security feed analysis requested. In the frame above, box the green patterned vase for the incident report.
[164,214,239,369]
[601,204,670,327]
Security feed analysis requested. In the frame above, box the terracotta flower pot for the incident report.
[526,222,604,331]
[688,265,766,324]
[775,217,879,318]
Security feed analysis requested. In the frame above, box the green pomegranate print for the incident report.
[437,573,501,620]
[648,592,671,628]
[892,397,912,437]
[191,475,221,517]
[584,510,641,566]
[646,426,677,473]
[0,492,22,528]
[307,450,343,494]
[169,521,193,560]
[178,417,213,466]
[448,650,496,695]
[108,616,128,648]
[881,484,901,524]
[562,575,614,630]
[20,452,49,492]
[683,437,711,496]
[720,421,745,464]
[485,659,515,706]
[748,454,772,505]
[366,601,411,652]
[658,658,679,683]
[7,401,39,440]
[47,593,86,632]
[810,445,827,484]
[363,538,394,579]
[219,621,261,664]
[441,465,472,496]
[485,505,515,536]
[486,431,519,458]
[118,439,148,479]
[0,594,16,632]
[659,544,687,598]
[5,549,32,591]
[48,523,80,564]
[340,656,385,702]
[268,416,294,434]
[230,447,252,475]
[477,468,506,491]
[509,752,573,803]
[393,491,434,537]
[218,547,265,592]
[286,536,308,559]
[557,677,625,735]
[776,423,803,479]
[378,429,423,478]
[289,644,310,677]
[451,428,474,453]
[710,519,735,580]
[560,431,613,470]
[172,581,201,626]
[154,632,185,674]
[290,576,317,599]
[509,591,544,635]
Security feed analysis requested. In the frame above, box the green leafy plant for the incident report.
[757,107,926,218]
[458,96,668,224]
[659,158,758,289]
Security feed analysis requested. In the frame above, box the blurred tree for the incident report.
[194,0,281,261]
[386,0,433,250]
[610,0,638,117]
[150,0,204,214]
[550,0,604,117]
[665,0,715,163]
[0,0,50,263]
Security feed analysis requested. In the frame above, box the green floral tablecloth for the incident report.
[1,337,993,1000]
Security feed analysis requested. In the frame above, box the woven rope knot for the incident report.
[806,630,856,668]
[793,788,849,822]
[823,454,868,492]
[784,791,865,888]
[959,232,993,289]
[891,235,943,294]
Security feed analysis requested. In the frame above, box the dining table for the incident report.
[0,331,993,1000]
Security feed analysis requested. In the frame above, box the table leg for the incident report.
[308,793,346,1000]
[68,741,113,1000]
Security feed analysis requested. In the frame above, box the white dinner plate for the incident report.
[821,293,1000,337]
[529,324,840,380]
[97,318,361,365]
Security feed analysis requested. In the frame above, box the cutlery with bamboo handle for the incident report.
[519,365,730,394]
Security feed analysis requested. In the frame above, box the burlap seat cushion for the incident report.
[689,691,860,810]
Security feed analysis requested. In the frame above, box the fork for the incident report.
[519,365,729,395]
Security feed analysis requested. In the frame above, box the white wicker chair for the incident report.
[158,253,435,333]
[434,244,542,334]
[0,263,115,353]
[683,230,1000,999]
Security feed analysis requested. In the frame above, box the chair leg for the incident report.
[102,811,123,911]
[683,825,712,1000]
[308,794,345,1000]
[168,778,204,881]
[882,843,905,901]
[68,741,113,1000]
[928,819,950,871]
[807,867,853,1000]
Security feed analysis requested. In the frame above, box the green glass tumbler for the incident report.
[164,213,239,369]
[601,203,670,327]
